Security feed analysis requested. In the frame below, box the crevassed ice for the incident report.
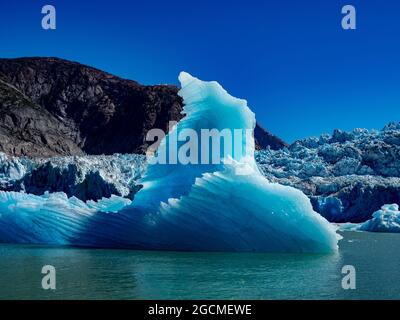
[0,73,340,252]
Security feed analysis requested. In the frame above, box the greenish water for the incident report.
[0,231,399,300]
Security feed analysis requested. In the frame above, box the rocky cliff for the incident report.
[0,57,286,157]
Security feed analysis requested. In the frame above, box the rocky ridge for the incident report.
[0,57,286,157]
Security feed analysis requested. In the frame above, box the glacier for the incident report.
[0,153,145,201]
[0,72,340,252]
[256,123,400,222]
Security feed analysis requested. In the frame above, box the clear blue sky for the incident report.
[0,0,399,143]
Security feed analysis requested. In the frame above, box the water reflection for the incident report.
[0,232,399,299]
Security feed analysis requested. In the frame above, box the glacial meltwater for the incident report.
[0,231,399,300]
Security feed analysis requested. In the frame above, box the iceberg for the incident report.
[0,191,131,245]
[0,73,340,252]
[358,204,400,233]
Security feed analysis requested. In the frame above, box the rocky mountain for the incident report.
[0,77,83,157]
[0,57,286,157]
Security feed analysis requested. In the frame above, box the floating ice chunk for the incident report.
[358,204,400,233]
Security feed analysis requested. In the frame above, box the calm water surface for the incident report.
[0,231,399,299]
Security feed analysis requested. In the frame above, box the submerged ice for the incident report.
[0,73,340,252]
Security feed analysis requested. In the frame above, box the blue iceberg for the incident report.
[0,73,340,252]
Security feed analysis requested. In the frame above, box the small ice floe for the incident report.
[357,204,400,233]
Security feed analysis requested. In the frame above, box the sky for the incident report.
[0,0,399,143]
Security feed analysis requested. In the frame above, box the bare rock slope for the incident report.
[0,57,286,157]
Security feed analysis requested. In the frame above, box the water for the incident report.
[0,231,399,300]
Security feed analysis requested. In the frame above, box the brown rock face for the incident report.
[0,57,286,157]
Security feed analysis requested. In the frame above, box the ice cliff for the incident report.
[0,73,340,252]
[256,124,400,222]
[0,153,145,201]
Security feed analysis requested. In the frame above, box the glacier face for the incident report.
[0,73,340,252]
[0,153,145,201]
[256,124,400,222]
